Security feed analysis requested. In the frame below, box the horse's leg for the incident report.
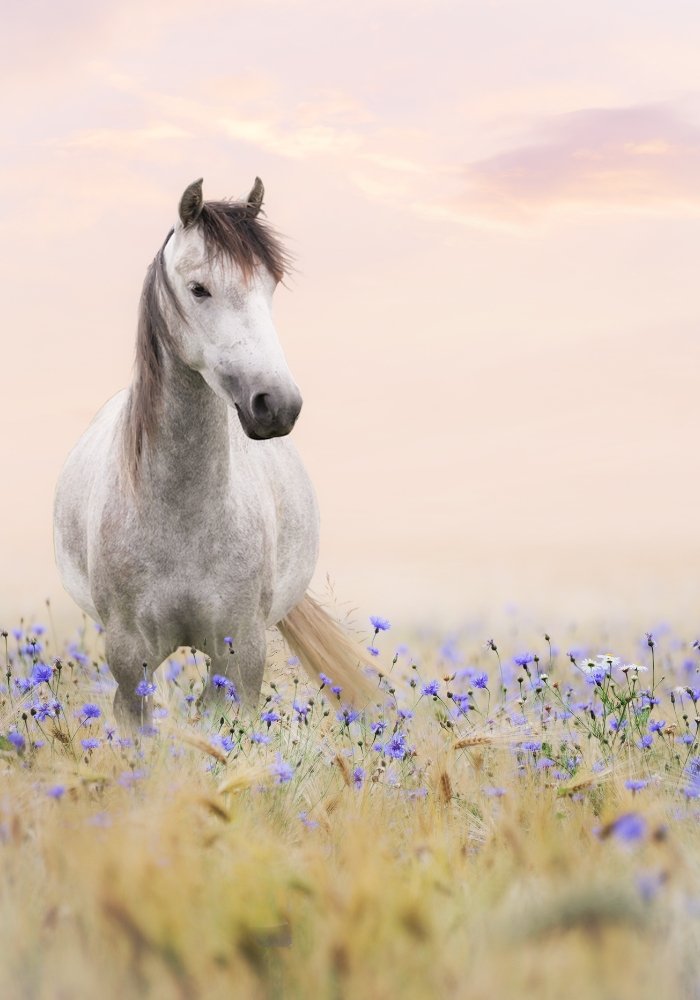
[201,624,267,715]
[106,627,156,733]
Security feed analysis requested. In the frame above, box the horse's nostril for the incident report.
[251,392,272,423]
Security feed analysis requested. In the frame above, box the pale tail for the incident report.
[278,594,375,704]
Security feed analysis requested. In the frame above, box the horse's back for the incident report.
[53,390,127,622]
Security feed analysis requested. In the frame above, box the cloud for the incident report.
[453,105,700,223]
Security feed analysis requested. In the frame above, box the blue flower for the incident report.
[370,720,388,735]
[298,811,319,829]
[31,663,53,685]
[638,735,654,749]
[105,727,116,741]
[165,661,181,682]
[293,701,309,719]
[81,703,101,720]
[261,710,280,725]
[46,785,65,799]
[609,718,627,731]
[271,754,294,784]
[224,637,233,647]
[366,646,380,657]
[397,708,413,720]
[607,812,646,843]
[211,674,229,689]
[535,757,555,770]
[472,672,488,689]
[679,734,695,745]
[227,683,240,704]
[648,719,666,733]
[385,731,408,760]
[81,738,99,750]
[337,707,360,725]
[510,713,526,726]
[118,738,133,748]
[514,653,534,667]
[421,680,440,697]
[331,685,342,696]
[319,673,333,687]
[287,656,300,667]
[625,779,648,792]
[7,731,25,752]
[353,767,365,788]
[520,741,542,753]
[118,769,147,788]
[34,699,60,722]
[250,733,271,744]
[486,787,507,797]
[135,680,156,697]
[139,725,158,738]
[370,616,391,632]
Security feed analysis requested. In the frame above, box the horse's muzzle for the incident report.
[236,387,303,440]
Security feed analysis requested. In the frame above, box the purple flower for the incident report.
[105,726,116,741]
[486,787,507,797]
[81,703,101,720]
[319,673,333,687]
[118,738,133,748]
[250,733,271,744]
[331,685,342,696]
[370,616,391,632]
[211,674,230,689]
[7,731,25,753]
[293,701,309,719]
[609,718,627,731]
[625,779,648,792]
[607,812,646,843]
[421,680,440,697]
[535,757,555,770]
[34,700,61,722]
[139,725,158,738]
[648,719,666,733]
[397,708,413,720]
[366,646,380,657]
[135,680,156,697]
[31,663,53,685]
[385,731,408,760]
[224,637,233,647]
[637,735,654,749]
[510,713,526,726]
[226,683,240,704]
[118,769,147,788]
[472,672,489,689]
[352,767,365,788]
[271,754,294,784]
[370,720,388,735]
[261,710,280,726]
[46,785,65,799]
[165,661,181,682]
[514,653,534,667]
[520,741,542,753]
[337,706,360,725]
[287,656,300,667]
[81,738,99,751]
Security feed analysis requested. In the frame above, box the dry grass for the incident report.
[0,615,699,999]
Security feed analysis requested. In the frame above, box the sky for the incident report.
[3,0,700,629]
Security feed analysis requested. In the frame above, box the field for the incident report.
[1,606,700,1000]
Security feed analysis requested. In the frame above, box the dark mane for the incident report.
[121,201,291,482]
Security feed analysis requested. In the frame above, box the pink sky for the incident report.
[3,0,700,628]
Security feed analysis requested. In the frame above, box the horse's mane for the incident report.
[121,200,290,482]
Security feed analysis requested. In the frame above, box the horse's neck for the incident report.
[144,355,231,494]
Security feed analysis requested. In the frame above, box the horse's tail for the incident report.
[277,594,376,704]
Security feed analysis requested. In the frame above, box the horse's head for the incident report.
[162,178,301,440]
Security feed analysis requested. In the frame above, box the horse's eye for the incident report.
[190,282,211,299]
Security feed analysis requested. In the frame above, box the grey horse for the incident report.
[54,178,370,727]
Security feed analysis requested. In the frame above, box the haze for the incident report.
[3,0,700,630]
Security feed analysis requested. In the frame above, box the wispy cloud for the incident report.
[452,105,700,224]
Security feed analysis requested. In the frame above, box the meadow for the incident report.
[1,603,700,1000]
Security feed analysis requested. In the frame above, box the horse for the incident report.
[53,177,370,727]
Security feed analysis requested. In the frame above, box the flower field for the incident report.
[1,609,700,999]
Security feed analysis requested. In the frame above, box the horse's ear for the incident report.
[179,178,204,228]
[246,176,264,216]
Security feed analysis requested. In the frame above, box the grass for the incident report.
[1,612,700,999]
